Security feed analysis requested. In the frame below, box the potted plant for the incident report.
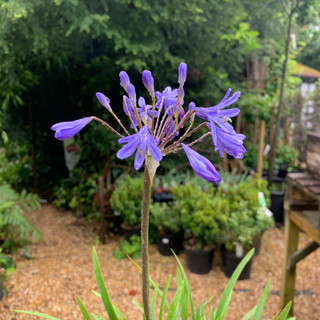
[221,176,274,279]
[275,144,297,178]
[110,175,144,240]
[176,182,227,274]
[150,202,183,256]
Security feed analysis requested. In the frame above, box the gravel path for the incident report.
[0,205,319,319]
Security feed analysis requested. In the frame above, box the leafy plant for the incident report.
[150,202,182,234]
[53,172,99,218]
[110,175,144,226]
[175,182,227,249]
[0,184,41,252]
[275,144,298,172]
[16,248,294,320]
[221,176,274,253]
[0,249,16,296]
[113,235,141,260]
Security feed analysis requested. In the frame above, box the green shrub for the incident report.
[0,249,16,296]
[0,184,41,252]
[110,175,144,226]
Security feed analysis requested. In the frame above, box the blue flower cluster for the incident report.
[51,63,245,182]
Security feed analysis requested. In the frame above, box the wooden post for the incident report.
[257,120,266,178]
[236,113,241,133]
[280,211,299,315]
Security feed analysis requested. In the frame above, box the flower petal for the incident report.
[51,117,93,141]
[182,144,221,183]
[134,140,147,170]
[96,92,112,111]
[142,70,155,97]
[117,137,140,159]
[178,62,187,87]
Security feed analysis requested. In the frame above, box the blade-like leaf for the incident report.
[251,280,270,320]
[241,306,257,320]
[215,248,254,319]
[92,247,118,320]
[77,296,92,320]
[172,251,195,320]
[159,275,172,320]
[14,310,61,320]
[276,301,292,320]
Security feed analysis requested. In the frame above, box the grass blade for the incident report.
[172,251,195,320]
[215,248,254,320]
[241,306,257,320]
[276,301,292,320]
[92,247,118,320]
[159,275,172,320]
[14,311,61,320]
[77,296,92,320]
[251,280,270,320]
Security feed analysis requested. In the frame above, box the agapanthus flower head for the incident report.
[51,117,93,141]
[51,62,245,181]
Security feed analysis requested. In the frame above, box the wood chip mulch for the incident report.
[0,205,319,319]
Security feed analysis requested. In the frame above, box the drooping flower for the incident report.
[142,70,155,97]
[117,125,163,170]
[96,92,112,111]
[211,125,246,159]
[182,144,221,183]
[51,117,93,141]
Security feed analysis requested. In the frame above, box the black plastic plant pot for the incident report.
[157,231,184,256]
[184,244,215,274]
[121,223,141,241]
[254,234,263,256]
[270,191,285,223]
[222,251,253,280]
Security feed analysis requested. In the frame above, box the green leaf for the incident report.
[276,301,292,320]
[77,296,92,320]
[92,247,118,320]
[159,275,172,320]
[251,280,270,320]
[172,251,195,320]
[14,310,61,320]
[215,248,255,320]
[241,306,257,320]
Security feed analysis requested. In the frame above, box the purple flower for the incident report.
[51,117,93,141]
[127,83,137,106]
[119,71,130,91]
[182,144,221,183]
[196,89,241,133]
[117,125,163,170]
[142,70,155,97]
[96,92,112,111]
[155,87,179,111]
[211,125,246,159]
[178,62,187,87]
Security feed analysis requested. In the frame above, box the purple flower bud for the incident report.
[142,70,155,97]
[51,117,93,141]
[182,143,221,183]
[178,62,187,87]
[188,102,196,112]
[96,92,112,111]
[119,71,130,91]
[127,83,137,106]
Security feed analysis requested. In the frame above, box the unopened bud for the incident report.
[96,92,112,111]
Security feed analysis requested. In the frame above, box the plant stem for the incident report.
[141,157,158,320]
